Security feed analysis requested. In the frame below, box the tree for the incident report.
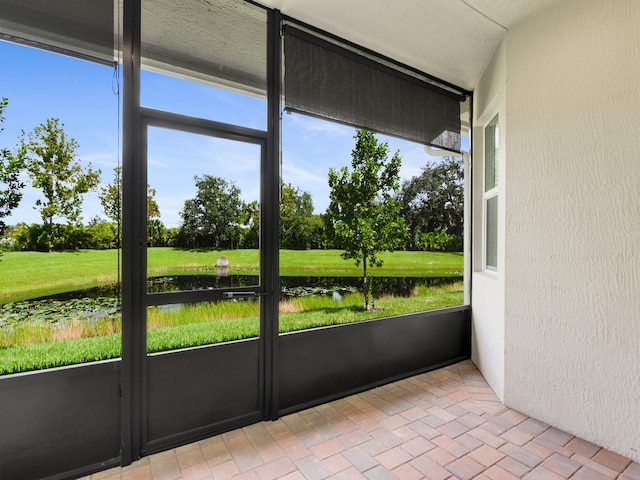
[21,118,100,249]
[147,186,160,220]
[98,166,121,225]
[327,129,407,310]
[98,166,161,247]
[280,182,320,249]
[0,98,26,236]
[400,157,464,250]
[99,166,160,222]
[303,214,325,250]
[178,175,244,248]
[239,200,260,249]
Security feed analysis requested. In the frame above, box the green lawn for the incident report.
[0,249,122,303]
[0,248,463,304]
[278,249,462,277]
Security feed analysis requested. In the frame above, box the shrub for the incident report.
[12,223,44,250]
[417,229,462,252]
[0,235,17,252]
[147,219,168,247]
[86,221,119,249]
[12,222,119,251]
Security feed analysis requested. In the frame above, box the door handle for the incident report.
[223,291,259,299]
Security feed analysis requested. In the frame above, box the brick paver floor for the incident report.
[82,360,639,479]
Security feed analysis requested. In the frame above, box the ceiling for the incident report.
[1,0,564,95]
[256,0,564,91]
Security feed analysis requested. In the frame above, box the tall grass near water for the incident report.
[0,281,463,374]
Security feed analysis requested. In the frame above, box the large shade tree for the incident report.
[239,199,260,249]
[280,182,323,250]
[0,98,25,236]
[178,175,244,249]
[20,118,101,250]
[327,129,407,310]
[99,166,160,223]
[98,165,162,246]
[400,157,464,251]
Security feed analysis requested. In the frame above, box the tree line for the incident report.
[0,98,463,256]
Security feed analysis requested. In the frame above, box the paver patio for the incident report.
[81,360,639,480]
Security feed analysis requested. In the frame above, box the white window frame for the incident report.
[483,114,499,272]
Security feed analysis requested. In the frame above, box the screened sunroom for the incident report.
[0,0,638,479]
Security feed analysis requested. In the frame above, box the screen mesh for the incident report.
[0,0,115,64]
[141,0,267,96]
[284,26,462,152]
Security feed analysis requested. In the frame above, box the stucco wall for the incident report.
[504,0,640,461]
[471,38,507,401]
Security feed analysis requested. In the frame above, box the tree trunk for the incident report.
[45,216,54,252]
[363,256,370,310]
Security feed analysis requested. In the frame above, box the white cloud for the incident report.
[284,113,354,140]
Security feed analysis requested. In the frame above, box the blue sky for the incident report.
[1,39,460,228]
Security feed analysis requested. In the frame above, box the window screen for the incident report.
[0,0,115,64]
[283,26,462,152]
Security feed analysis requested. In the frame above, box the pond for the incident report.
[1,275,462,328]
[42,274,462,301]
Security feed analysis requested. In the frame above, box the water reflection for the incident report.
[38,274,461,302]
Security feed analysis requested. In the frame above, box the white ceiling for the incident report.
[257,0,564,91]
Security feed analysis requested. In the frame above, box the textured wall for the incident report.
[471,38,507,401]
[504,0,640,461]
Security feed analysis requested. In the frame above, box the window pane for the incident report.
[146,127,261,352]
[146,127,261,286]
[0,41,121,374]
[279,113,464,334]
[484,114,499,191]
[486,195,498,270]
[141,0,267,130]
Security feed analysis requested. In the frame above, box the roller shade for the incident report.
[283,26,462,152]
[0,0,115,64]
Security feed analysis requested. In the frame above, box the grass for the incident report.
[278,282,464,332]
[0,335,122,374]
[0,249,122,303]
[0,248,463,304]
[0,316,121,349]
[278,249,463,277]
[0,248,463,374]
[0,281,463,375]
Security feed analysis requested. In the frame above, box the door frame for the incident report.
[119,6,281,459]
[133,108,277,453]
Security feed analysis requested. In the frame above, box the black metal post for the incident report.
[265,8,282,421]
[121,0,144,465]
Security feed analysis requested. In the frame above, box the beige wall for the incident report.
[497,0,640,462]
